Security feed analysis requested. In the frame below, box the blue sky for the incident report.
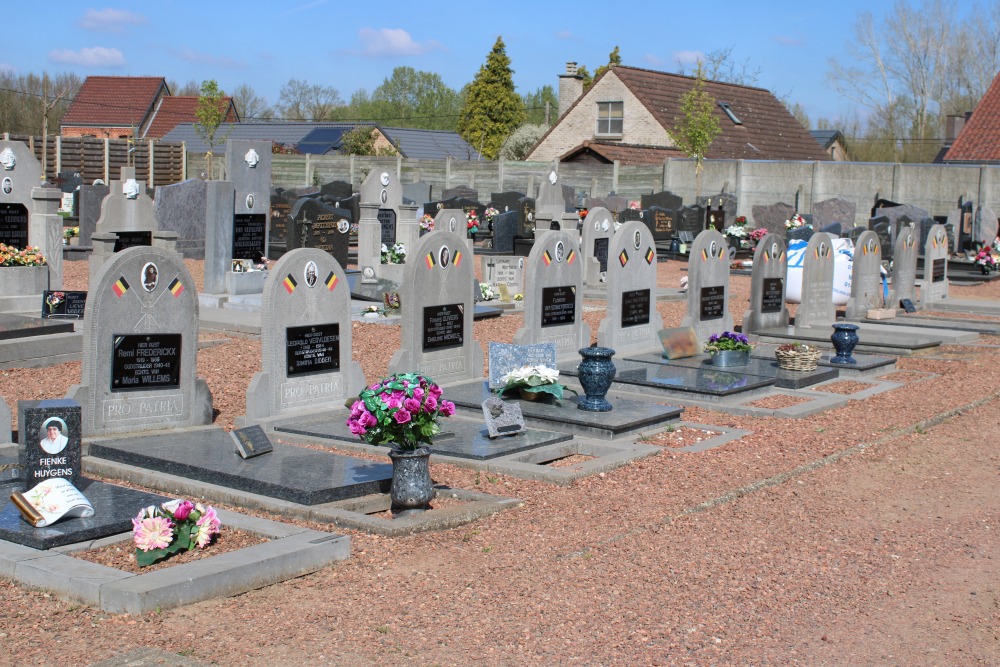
[0,1,981,126]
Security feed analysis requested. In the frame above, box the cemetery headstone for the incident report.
[442,185,478,201]
[198,181,240,296]
[154,178,212,259]
[811,197,857,230]
[645,206,676,242]
[67,246,213,436]
[287,197,351,267]
[490,211,518,253]
[488,342,557,389]
[490,191,525,225]
[975,206,999,246]
[751,202,795,237]
[231,425,273,459]
[17,399,81,488]
[402,182,432,208]
[581,207,615,287]
[786,225,814,243]
[513,230,590,362]
[845,230,883,319]
[596,221,664,355]
[535,171,570,221]
[435,209,472,249]
[320,180,353,200]
[243,248,364,424]
[795,232,837,328]
[742,234,790,333]
[41,290,87,319]
[875,203,933,248]
[357,169,418,282]
[78,182,110,247]
[480,255,525,297]
[819,222,843,237]
[922,224,949,303]
[891,226,918,307]
[680,229,733,342]
[641,190,683,213]
[674,205,705,241]
[226,139,271,264]
[517,196,537,238]
[481,396,525,438]
[871,218,893,260]
[696,193,737,227]
[387,229,484,385]
[0,396,10,445]
[268,189,293,258]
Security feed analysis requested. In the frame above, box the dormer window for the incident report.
[596,101,623,136]
[718,102,742,125]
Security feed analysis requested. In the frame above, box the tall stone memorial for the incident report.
[890,226,918,307]
[922,224,949,304]
[227,139,271,264]
[534,170,569,224]
[795,232,837,328]
[581,207,614,288]
[243,248,364,425]
[844,230,883,320]
[680,230,733,342]
[742,234,790,333]
[596,221,663,355]
[357,168,418,284]
[388,230,484,385]
[513,230,590,362]
[67,246,213,436]
[434,209,472,251]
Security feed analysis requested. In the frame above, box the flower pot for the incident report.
[710,350,750,367]
[981,265,991,275]
[576,346,616,412]
[518,388,545,402]
[830,323,860,364]
[775,347,821,371]
[363,312,380,320]
[866,308,896,320]
[388,447,433,516]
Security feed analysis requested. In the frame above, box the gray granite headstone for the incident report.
[481,396,525,438]
[876,203,933,248]
[786,225,814,243]
[154,178,209,259]
[871,219,893,260]
[67,246,213,436]
[680,229,733,342]
[674,206,704,240]
[0,396,10,444]
[644,206,676,242]
[434,209,472,250]
[480,255,525,297]
[320,180,353,200]
[535,171,569,221]
[742,234,790,333]
[819,222,843,238]
[226,139,271,265]
[287,197,351,267]
[751,202,795,237]
[581,207,615,287]
[796,232,837,328]
[513,230,590,362]
[845,230,883,319]
[402,181,432,207]
[596,221,663,355]
[811,198,856,230]
[490,211,518,253]
[387,229,484,385]
[642,190,683,212]
[243,248,364,423]
[268,189,292,258]
[891,226,918,307]
[17,399,81,488]
[975,206,999,246]
[922,224,949,303]
[78,182,110,247]
[488,342,557,389]
[198,181,239,295]
[357,168,418,282]
[442,185,478,201]
[696,192,736,226]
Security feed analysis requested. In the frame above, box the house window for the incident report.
[718,102,742,125]
[596,101,623,136]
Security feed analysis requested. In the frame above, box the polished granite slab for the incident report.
[753,325,940,351]
[273,416,572,461]
[561,359,775,397]
[0,478,167,550]
[346,273,501,319]
[0,314,74,341]
[870,314,1000,335]
[446,381,683,439]
[625,352,840,390]
[88,428,391,505]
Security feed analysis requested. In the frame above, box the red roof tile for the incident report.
[560,141,686,165]
[144,96,239,138]
[61,76,167,128]
[944,71,1000,163]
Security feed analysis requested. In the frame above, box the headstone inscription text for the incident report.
[621,289,651,327]
[422,304,464,351]
[761,277,784,313]
[42,291,87,319]
[286,323,340,377]
[113,231,152,252]
[541,286,576,327]
[233,213,266,261]
[932,259,945,283]
[111,334,181,391]
[378,209,397,246]
[594,237,610,273]
[699,286,725,320]
[0,203,28,247]
[654,209,673,233]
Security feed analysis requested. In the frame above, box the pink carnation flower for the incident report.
[133,515,174,552]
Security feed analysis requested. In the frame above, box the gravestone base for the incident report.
[222,293,263,312]
[752,324,945,356]
[67,380,214,438]
[0,332,82,370]
[626,352,840,390]
[224,271,269,295]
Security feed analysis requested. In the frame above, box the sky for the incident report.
[0,1,985,126]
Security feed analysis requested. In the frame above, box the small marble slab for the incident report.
[0,314,74,341]
[0,478,167,550]
[482,396,525,437]
[565,359,775,397]
[627,352,839,390]
[88,428,391,505]
[753,325,941,351]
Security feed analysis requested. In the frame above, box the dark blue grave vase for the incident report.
[577,346,616,412]
[388,446,433,516]
[830,323,860,364]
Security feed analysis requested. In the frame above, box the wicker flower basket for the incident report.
[775,345,821,371]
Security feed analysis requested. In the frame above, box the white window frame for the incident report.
[596,101,623,137]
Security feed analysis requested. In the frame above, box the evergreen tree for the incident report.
[458,37,526,160]
[667,63,720,196]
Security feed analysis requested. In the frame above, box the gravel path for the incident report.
[0,259,998,666]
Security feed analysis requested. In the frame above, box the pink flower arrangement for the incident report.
[347,372,455,450]
[466,210,480,235]
[419,214,435,231]
[484,206,499,222]
[132,498,222,567]
[0,243,46,267]
[748,228,768,242]
[628,201,641,210]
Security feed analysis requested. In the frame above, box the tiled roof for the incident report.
[61,76,167,128]
[943,71,1000,163]
[560,141,686,165]
[144,96,239,139]
[379,127,481,160]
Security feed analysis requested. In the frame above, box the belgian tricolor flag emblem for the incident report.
[325,271,338,291]
[566,249,576,265]
[283,274,297,294]
[542,250,552,266]
[168,277,184,297]
[644,247,655,264]
[453,250,462,268]
[425,252,436,270]
[112,276,129,298]
[619,249,629,267]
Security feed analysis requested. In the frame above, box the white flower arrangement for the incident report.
[724,225,748,238]
[479,282,496,301]
[381,242,406,264]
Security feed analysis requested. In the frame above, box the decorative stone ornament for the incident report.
[244,149,260,168]
[548,171,557,184]
[123,178,140,199]
[0,148,15,170]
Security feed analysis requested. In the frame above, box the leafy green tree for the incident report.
[499,124,548,160]
[522,85,558,126]
[458,37,526,160]
[340,125,397,156]
[194,79,230,179]
[667,63,720,196]
[591,46,622,88]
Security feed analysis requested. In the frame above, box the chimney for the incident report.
[558,61,584,119]
[946,113,970,142]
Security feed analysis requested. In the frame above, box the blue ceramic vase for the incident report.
[830,323,860,364]
[577,346,616,412]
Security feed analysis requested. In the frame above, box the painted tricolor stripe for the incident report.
[283,274,297,294]
[325,271,338,291]
[453,250,462,267]
[168,277,184,297]
[542,250,552,266]
[566,249,576,265]
[644,247,654,264]
[619,249,629,267]
[112,277,129,298]
[425,252,436,270]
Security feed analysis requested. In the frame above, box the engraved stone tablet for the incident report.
[621,288,651,327]
[231,425,273,458]
[541,286,576,327]
[111,333,181,391]
[422,304,464,351]
[233,213,267,261]
[761,277,784,313]
[41,291,87,319]
[482,396,525,438]
[699,286,725,320]
[286,323,340,377]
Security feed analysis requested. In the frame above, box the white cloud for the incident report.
[673,50,705,66]
[176,48,245,69]
[49,47,125,67]
[357,28,442,57]
[78,8,147,33]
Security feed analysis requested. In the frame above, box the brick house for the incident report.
[528,64,828,164]
[941,71,1000,165]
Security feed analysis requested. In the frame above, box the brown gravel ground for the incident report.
[1,258,1000,665]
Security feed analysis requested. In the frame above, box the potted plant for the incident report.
[975,247,996,275]
[380,242,406,265]
[347,373,455,515]
[724,223,748,249]
[704,331,753,367]
[361,304,382,319]
[418,214,435,237]
[496,364,574,403]
[775,342,821,371]
[466,210,480,238]
[479,282,496,302]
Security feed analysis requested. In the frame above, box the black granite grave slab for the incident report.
[273,415,572,461]
[561,360,775,397]
[446,381,683,439]
[625,352,839,390]
[0,478,167,550]
[88,429,391,505]
[753,325,940,351]
[0,314,74,340]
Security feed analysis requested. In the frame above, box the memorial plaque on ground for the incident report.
[18,399,82,488]
[41,290,87,319]
[742,234,790,333]
[482,396,525,438]
[487,342,557,389]
[231,425,273,459]
[597,221,663,355]
[680,229,733,341]
[0,203,28,247]
[233,214,266,261]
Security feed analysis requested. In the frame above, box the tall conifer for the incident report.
[458,37,526,160]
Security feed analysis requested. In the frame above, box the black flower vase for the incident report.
[577,346,616,412]
[388,447,433,516]
[830,323,860,365]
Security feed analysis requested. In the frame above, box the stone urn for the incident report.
[830,323,860,364]
[388,447,433,516]
[577,346,616,412]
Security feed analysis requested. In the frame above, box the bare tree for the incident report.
[677,47,761,86]
[232,82,272,122]
[168,79,201,96]
[276,78,342,121]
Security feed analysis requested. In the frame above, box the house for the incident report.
[527,63,829,164]
[810,130,849,161]
[162,122,481,160]
[143,95,239,139]
[941,71,1000,164]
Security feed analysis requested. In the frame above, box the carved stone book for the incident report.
[10,477,94,527]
